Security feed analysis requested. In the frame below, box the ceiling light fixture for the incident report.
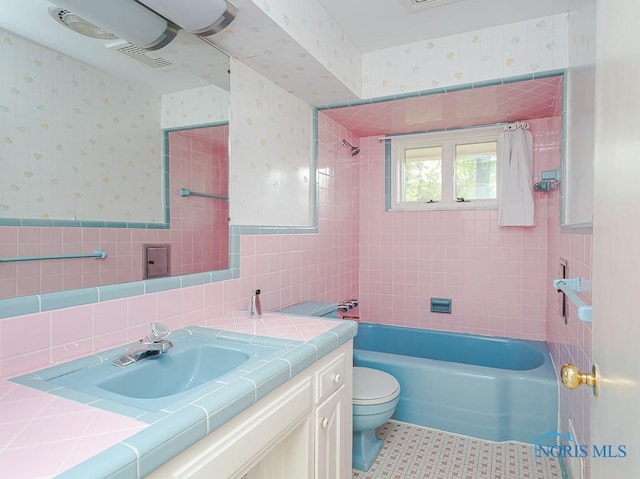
[136,0,237,37]
[48,6,118,40]
[52,0,177,50]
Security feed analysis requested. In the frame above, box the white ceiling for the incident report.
[0,0,573,98]
[318,0,572,52]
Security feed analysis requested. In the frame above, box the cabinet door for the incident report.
[315,385,348,479]
[149,377,312,479]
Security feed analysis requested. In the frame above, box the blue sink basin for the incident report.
[48,334,282,411]
[97,344,250,399]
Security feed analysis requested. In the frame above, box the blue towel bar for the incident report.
[180,188,229,200]
[0,249,108,263]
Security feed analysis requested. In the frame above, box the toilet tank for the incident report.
[276,302,338,318]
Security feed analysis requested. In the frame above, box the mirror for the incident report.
[166,124,229,275]
[0,4,230,299]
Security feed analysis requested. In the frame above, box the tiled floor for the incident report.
[352,421,562,479]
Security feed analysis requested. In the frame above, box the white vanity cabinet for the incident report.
[314,348,351,479]
[149,341,353,479]
[315,386,348,479]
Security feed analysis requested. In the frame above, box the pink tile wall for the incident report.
[546,162,593,476]
[0,226,170,299]
[168,130,230,275]
[358,117,562,341]
[0,113,359,379]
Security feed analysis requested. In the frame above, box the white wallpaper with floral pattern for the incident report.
[210,0,361,105]
[250,0,362,96]
[161,84,229,130]
[0,28,163,223]
[214,2,570,106]
[229,58,312,226]
[362,13,569,99]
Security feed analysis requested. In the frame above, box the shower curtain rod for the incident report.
[376,121,529,142]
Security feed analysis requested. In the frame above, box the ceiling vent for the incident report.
[402,0,463,13]
[106,40,176,71]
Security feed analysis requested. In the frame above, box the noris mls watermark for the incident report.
[533,431,627,460]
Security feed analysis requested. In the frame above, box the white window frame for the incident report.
[390,126,502,211]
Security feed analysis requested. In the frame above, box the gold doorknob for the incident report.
[561,363,600,397]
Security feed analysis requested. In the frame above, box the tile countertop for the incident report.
[0,312,357,479]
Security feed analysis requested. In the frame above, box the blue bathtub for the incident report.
[354,323,558,444]
[277,302,558,444]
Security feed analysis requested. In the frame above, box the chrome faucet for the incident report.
[249,289,262,318]
[112,322,174,367]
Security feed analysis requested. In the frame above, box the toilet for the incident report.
[352,366,401,471]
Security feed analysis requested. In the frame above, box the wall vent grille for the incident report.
[402,0,463,13]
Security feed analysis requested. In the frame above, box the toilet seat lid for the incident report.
[353,367,400,405]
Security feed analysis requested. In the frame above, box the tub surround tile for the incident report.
[356,117,560,342]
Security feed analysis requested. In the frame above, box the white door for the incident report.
[591,1,640,477]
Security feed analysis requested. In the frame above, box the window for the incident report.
[391,127,501,210]
[404,146,442,203]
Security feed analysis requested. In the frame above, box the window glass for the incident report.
[390,126,501,211]
[455,141,497,200]
[404,146,442,202]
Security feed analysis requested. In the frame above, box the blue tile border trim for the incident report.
[315,69,566,111]
[0,218,170,228]
[312,108,320,228]
[384,139,392,211]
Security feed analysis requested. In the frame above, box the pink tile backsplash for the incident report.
[0,312,50,360]
[51,305,93,346]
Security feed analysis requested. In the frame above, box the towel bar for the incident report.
[0,249,108,263]
[552,278,592,323]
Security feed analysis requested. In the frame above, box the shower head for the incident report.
[342,139,360,157]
